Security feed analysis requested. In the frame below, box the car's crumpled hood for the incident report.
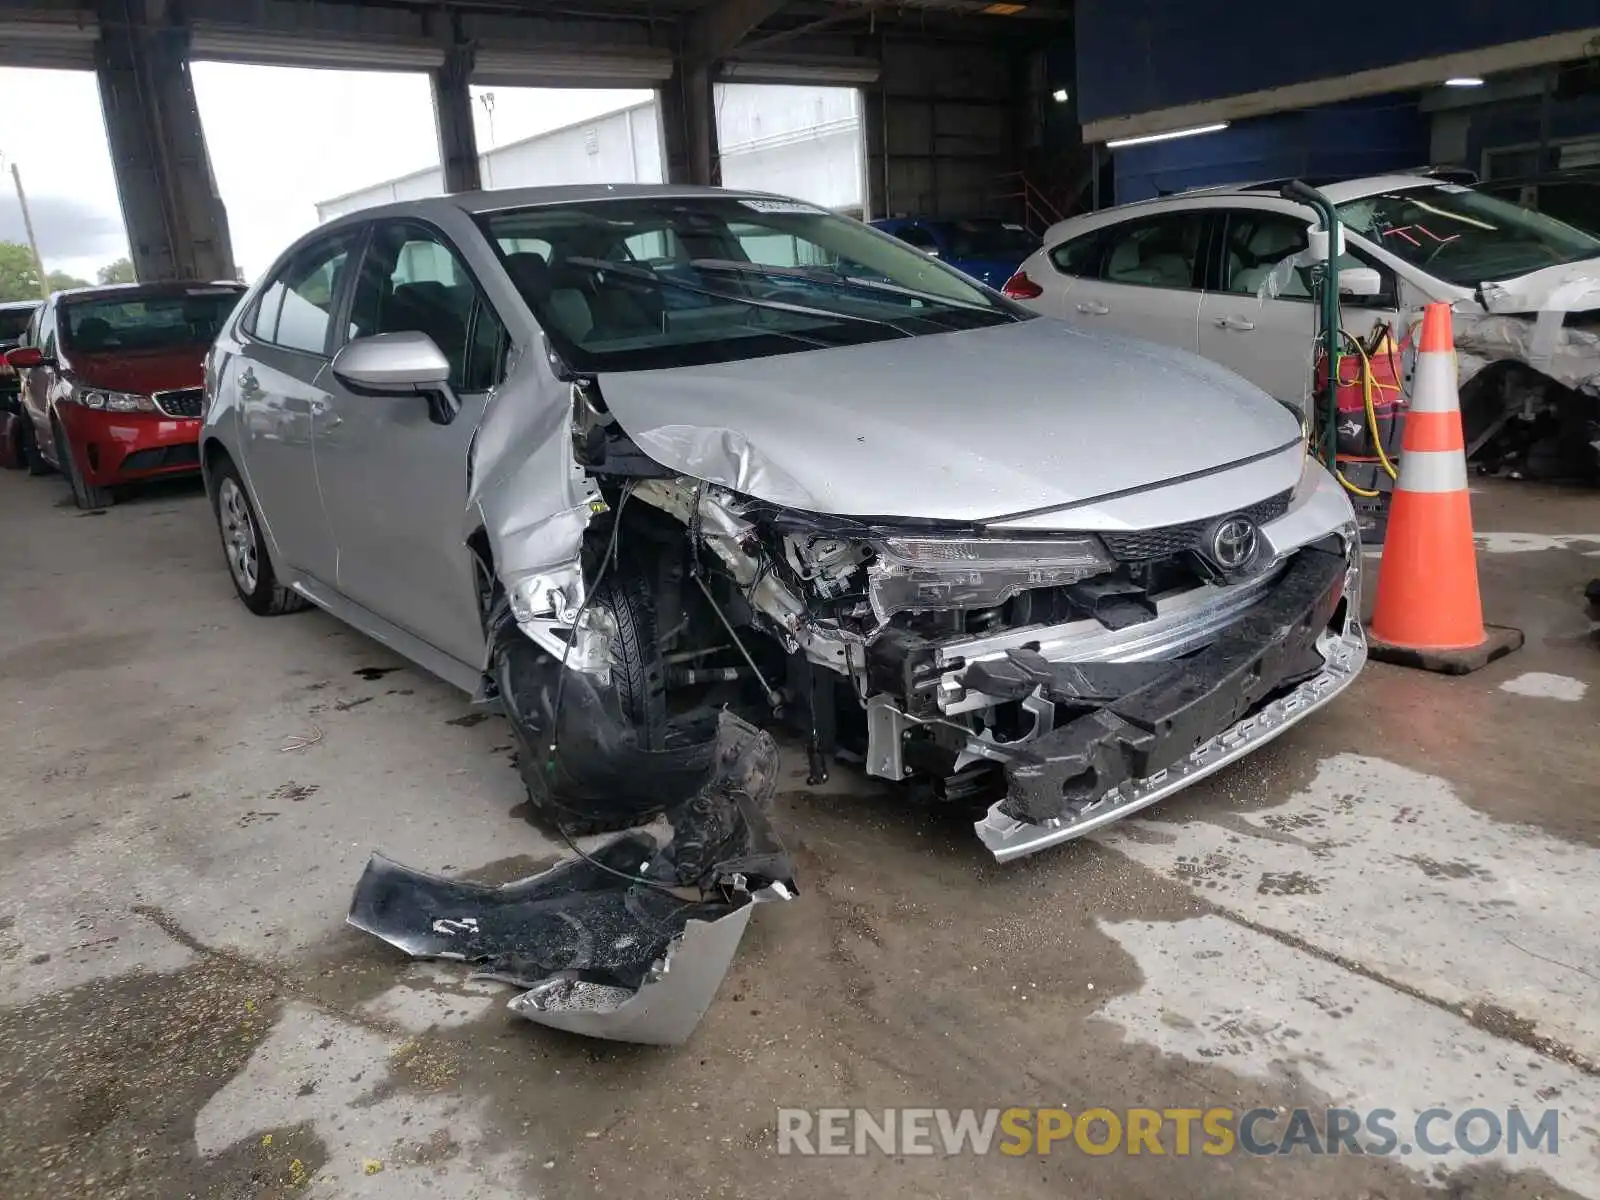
[595,318,1302,524]
[1478,259,1600,315]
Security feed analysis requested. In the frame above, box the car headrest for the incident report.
[503,252,551,301]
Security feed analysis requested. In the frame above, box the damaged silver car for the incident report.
[201,185,1366,865]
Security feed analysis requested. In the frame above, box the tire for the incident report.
[499,568,715,836]
[54,418,114,509]
[21,416,50,476]
[211,458,307,616]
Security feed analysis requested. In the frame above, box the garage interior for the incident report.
[1,1,1599,1198]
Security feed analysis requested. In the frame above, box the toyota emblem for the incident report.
[1208,517,1259,571]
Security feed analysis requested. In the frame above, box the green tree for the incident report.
[47,270,90,291]
[0,241,43,302]
[97,257,135,285]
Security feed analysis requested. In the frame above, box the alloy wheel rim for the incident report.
[218,478,259,594]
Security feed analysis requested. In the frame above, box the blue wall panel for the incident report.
[1112,99,1429,203]
[1077,0,1600,124]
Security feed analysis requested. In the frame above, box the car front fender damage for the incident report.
[347,712,796,1046]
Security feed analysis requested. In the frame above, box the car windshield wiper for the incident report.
[685,259,1015,317]
[560,257,912,336]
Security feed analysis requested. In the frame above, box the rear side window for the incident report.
[1096,213,1208,290]
[251,236,356,356]
[1048,231,1104,276]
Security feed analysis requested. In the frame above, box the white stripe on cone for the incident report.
[1409,353,1459,413]
[1396,447,1469,493]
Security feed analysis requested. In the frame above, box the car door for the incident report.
[1036,211,1207,353]
[228,231,360,586]
[1197,207,1400,410]
[314,219,508,668]
[19,301,67,463]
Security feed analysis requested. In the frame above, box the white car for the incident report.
[1004,174,1600,413]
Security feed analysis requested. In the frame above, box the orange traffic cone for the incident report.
[1367,303,1521,673]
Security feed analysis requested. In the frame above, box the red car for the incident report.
[6,281,246,508]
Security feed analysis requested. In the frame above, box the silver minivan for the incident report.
[201,184,1366,863]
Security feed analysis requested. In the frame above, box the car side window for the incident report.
[348,222,506,393]
[1048,231,1104,277]
[38,304,56,358]
[1219,209,1396,306]
[1097,214,1207,290]
[252,237,354,355]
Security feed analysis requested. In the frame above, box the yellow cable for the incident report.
[1326,329,1401,498]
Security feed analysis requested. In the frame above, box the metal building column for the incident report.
[95,2,235,282]
[661,60,719,185]
[433,41,482,194]
[663,0,788,185]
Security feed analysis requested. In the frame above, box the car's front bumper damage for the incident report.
[975,543,1363,860]
[864,537,1364,862]
[346,712,796,1045]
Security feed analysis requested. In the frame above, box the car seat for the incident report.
[503,251,594,343]
[386,282,466,375]
[1230,225,1309,297]
[72,317,113,351]
[1106,239,1192,288]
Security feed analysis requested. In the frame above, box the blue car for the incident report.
[871,217,1041,289]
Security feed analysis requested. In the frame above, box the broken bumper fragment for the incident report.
[346,713,796,1045]
[973,543,1364,860]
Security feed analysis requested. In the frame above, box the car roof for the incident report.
[0,298,40,311]
[1039,173,1452,242]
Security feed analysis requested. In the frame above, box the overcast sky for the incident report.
[0,64,650,283]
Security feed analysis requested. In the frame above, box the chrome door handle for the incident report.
[1215,315,1256,331]
[1076,301,1110,315]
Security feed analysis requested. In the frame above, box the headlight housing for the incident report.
[73,386,155,413]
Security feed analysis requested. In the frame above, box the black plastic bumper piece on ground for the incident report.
[1366,624,1523,675]
[347,711,797,1045]
[991,547,1348,826]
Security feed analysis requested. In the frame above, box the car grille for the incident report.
[1101,489,1293,562]
[152,387,204,418]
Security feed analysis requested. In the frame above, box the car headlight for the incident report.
[877,535,1111,572]
[74,387,154,413]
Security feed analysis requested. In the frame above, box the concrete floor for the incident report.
[1,464,1597,1200]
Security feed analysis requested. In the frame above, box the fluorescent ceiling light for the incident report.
[1445,76,1485,87]
[1052,88,1069,103]
[1106,121,1229,149]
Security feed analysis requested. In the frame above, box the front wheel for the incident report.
[20,415,50,476]
[497,570,717,836]
[212,461,306,616]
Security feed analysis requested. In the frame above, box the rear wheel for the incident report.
[212,460,306,616]
[55,418,113,509]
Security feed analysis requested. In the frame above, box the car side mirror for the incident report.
[6,346,48,369]
[331,331,459,425]
[1338,267,1384,298]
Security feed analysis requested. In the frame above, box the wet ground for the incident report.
[1,467,1597,1199]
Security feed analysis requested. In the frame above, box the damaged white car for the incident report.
[1013,175,1600,479]
[201,185,1365,866]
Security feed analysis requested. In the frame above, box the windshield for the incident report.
[1336,183,1600,286]
[941,220,1041,260]
[60,288,242,353]
[478,195,1025,373]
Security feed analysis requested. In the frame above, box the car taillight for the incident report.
[1001,270,1044,300]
